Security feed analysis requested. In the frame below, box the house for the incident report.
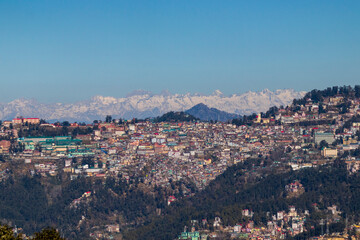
[285,180,304,193]
[2,121,12,127]
[24,118,40,124]
[12,118,23,124]
[12,117,40,125]
[213,217,222,228]
[321,148,338,158]
[242,209,254,217]
[106,224,120,233]
[0,140,11,152]
[168,195,177,205]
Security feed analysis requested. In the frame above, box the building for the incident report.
[24,118,40,124]
[0,140,11,153]
[314,132,334,145]
[12,118,23,124]
[12,117,40,125]
[321,148,338,158]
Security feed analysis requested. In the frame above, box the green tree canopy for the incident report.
[33,227,65,240]
[0,225,22,240]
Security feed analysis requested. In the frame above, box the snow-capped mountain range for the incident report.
[0,89,306,122]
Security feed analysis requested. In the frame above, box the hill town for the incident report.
[1,86,360,239]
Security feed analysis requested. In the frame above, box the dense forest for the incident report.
[0,173,175,239]
[153,111,199,122]
[0,225,64,240]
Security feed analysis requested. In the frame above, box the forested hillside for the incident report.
[124,160,360,239]
[0,174,173,239]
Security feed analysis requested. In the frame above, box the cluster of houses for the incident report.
[70,191,92,209]
[178,206,308,239]
[285,180,305,197]
[178,204,345,239]
[0,95,359,186]
[0,94,359,238]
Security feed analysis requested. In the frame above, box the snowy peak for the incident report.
[91,96,118,105]
[212,89,224,96]
[0,89,306,122]
[126,90,153,98]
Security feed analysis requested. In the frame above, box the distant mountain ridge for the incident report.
[0,89,306,122]
[185,103,240,121]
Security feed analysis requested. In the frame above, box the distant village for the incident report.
[1,93,360,239]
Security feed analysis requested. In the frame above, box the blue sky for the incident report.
[0,0,359,103]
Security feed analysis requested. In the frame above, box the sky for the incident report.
[0,0,360,103]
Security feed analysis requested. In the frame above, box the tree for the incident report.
[286,146,292,153]
[318,104,326,114]
[355,85,360,98]
[105,115,112,123]
[319,140,329,149]
[71,127,79,137]
[0,225,22,240]
[82,156,95,168]
[62,121,70,127]
[61,126,69,136]
[33,228,65,240]
[35,143,42,152]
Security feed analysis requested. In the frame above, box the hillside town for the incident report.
[1,90,360,239]
[2,0,360,238]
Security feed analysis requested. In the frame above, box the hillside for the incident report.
[185,103,240,122]
[124,161,356,240]
[1,85,360,239]
[232,85,360,126]
[153,111,199,122]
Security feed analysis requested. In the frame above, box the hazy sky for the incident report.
[1,1,360,103]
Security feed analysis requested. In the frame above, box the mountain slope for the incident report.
[154,111,199,122]
[0,89,305,122]
[124,162,353,240]
[185,103,240,121]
